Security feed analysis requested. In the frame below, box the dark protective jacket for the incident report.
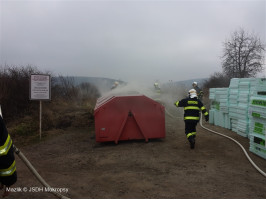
[175,97,209,122]
[0,116,17,187]
[194,85,203,100]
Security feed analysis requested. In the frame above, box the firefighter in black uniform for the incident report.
[0,115,17,197]
[192,82,203,101]
[174,89,209,149]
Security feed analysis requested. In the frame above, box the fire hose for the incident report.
[13,145,70,199]
[165,108,266,178]
[0,107,69,199]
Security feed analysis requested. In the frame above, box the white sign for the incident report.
[30,74,51,100]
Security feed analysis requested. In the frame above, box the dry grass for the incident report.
[8,100,95,146]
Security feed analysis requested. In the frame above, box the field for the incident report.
[6,100,266,199]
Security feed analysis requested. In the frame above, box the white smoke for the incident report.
[100,80,187,117]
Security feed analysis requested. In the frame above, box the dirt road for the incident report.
[5,105,266,199]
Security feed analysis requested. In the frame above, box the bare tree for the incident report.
[222,28,265,78]
[79,82,100,99]
[56,76,79,101]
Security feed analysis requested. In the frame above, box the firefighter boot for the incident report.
[188,136,195,149]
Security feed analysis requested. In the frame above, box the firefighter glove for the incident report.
[205,115,209,122]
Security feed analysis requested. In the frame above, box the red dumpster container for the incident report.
[94,95,165,143]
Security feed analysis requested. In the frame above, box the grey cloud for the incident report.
[1,0,265,83]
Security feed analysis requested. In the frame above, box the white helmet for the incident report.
[192,82,197,86]
[188,89,197,98]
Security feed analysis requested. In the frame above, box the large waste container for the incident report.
[94,95,165,143]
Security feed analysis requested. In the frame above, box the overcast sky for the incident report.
[0,0,265,84]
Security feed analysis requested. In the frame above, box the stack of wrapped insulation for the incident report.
[209,88,230,129]
[209,88,216,124]
[248,79,266,159]
[228,78,239,132]
[209,78,266,159]
[235,79,251,137]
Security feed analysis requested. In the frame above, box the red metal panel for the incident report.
[94,95,165,143]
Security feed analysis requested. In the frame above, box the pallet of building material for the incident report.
[209,109,215,124]
[230,118,238,132]
[238,91,250,105]
[252,78,266,96]
[249,144,266,160]
[229,89,238,105]
[211,101,220,110]
[229,105,239,119]
[249,134,266,159]
[236,119,249,137]
[249,97,266,119]
[224,113,231,129]
[212,110,230,129]
[249,117,266,137]
[215,89,228,102]
[229,78,240,88]
[219,99,229,113]
[214,111,223,126]
[209,88,216,99]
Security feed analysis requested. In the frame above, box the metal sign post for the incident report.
[39,101,42,139]
[30,74,51,139]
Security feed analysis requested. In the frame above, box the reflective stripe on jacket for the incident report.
[0,160,16,176]
[175,97,208,121]
[0,115,17,182]
[0,134,12,156]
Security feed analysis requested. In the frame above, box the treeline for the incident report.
[202,28,265,97]
[0,65,100,123]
